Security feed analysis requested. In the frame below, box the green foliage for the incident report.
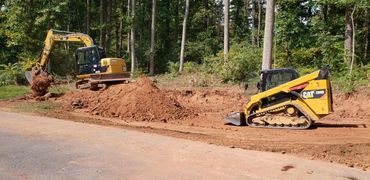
[167,61,179,75]
[204,43,262,82]
[332,65,370,92]
[0,63,21,85]
[0,0,368,90]
[0,85,29,100]
[49,84,73,95]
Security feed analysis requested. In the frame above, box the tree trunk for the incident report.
[349,6,356,75]
[127,0,130,54]
[364,8,369,61]
[130,0,136,76]
[149,0,156,75]
[261,0,275,70]
[85,0,90,34]
[345,6,353,66]
[139,0,145,55]
[179,0,190,72]
[117,0,125,57]
[223,0,229,61]
[105,0,113,55]
[174,0,179,40]
[251,0,257,45]
[99,0,106,48]
[257,0,262,47]
[243,0,249,34]
[321,4,328,21]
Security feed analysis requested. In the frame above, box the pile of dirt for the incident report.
[332,89,370,119]
[164,89,246,113]
[61,77,192,122]
[31,73,52,96]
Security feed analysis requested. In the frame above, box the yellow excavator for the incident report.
[26,29,130,94]
[225,66,333,129]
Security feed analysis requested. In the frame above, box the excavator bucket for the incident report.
[25,71,33,84]
[225,112,247,126]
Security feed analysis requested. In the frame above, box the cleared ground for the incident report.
[1,78,370,171]
[0,111,369,179]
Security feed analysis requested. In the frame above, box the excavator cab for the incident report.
[75,45,105,75]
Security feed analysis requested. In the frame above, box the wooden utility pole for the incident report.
[149,0,157,75]
[130,0,136,76]
[261,0,275,70]
[223,0,229,61]
[179,0,190,72]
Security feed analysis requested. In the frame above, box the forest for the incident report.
[0,0,369,91]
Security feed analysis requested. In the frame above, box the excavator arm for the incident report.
[26,29,95,96]
[37,29,94,69]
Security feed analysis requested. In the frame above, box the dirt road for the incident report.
[0,111,369,179]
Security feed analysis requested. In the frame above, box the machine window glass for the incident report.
[265,71,294,90]
[77,51,89,65]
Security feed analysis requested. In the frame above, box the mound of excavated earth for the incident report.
[61,77,192,122]
[332,88,370,119]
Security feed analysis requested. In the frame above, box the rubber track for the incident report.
[246,104,312,130]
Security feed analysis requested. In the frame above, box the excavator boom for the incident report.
[26,29,95,85]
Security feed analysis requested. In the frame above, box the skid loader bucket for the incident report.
[225,112,247,126]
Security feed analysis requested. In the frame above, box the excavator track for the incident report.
[246,104,312,129]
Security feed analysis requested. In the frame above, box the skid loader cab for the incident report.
[258,68,299,92]
[75,45,107,75]
[257,68,300,108]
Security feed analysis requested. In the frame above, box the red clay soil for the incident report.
[60,77,192,122]
[331,89,370,119]
[31,73,52,96]
[54,80,370,170]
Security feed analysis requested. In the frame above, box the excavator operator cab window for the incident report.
[75,46,101,75]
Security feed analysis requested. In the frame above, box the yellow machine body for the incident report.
[226,66,333,129]
[100,58,128,74]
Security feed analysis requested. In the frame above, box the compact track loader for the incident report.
[225,66,333,129]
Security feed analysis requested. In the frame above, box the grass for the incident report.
[12,101,61,113]
[0,85,30,100]
[49,84,74,94]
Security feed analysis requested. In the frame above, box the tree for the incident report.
[85,0,90,34]
[99,0,106,49]
[261,0,275,70]
[179,0,190,72]
[223,0,229,61]
[344,5,354,67]
[364,8,369,61]
[149,0,156,75]
[130,0,136,76]
[105,0,113,55]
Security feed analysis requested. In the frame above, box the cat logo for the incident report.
[301,90,325,99]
